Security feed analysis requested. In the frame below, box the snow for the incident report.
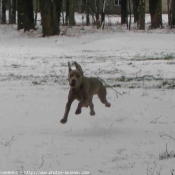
[0,15,175,175]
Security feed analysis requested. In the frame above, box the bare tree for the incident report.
[2,0,6,24]
[86,0,90,25]
[171,0,175,27]
[40,0,62,36]
[132,0,140,23]
[52,0,62,35]
[138,0,145,29]
[17,0,34,31]
[167,0,171,26]
[101,0,106,29]
[0,0,2,23]
[65,0,69,25]
[95,0,100,28]
[9,0,16,24]
[121,0,128,24]
[17,0,23,30]
[128,0,132,30]
[69,0,75,25]
[149,0,162,29]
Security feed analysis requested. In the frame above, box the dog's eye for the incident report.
[70,74,73,78]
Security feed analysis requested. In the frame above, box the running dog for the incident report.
[60,61,111,124]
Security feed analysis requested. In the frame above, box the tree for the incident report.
[2,0,6,24]
[121,0,128,24]
[101,0,106,29]
[77,0,82,12]
[9,0,16,24]
[52,0,62,35]
[149,0,162,29]
[40,0,62,36]
[86,0,90,26]
[69,0,75,25]
[95,0,100,28]
[17,0,23,30]
[17,0,34,31]
[65,0,69,25]
[0,0,2,23]
[24,0,34,31]
[171,0,175,27]
[138,0,145,29]
[128,0,132,30]
[132,0,140,23]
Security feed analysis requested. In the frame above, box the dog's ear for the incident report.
[68,61,72,72]
[73,61,83,74]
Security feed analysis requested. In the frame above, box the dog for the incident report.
[60,61,111,124]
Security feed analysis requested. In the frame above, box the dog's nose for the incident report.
[71,79,76,85]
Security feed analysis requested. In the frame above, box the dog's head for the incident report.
[68,61,83,89]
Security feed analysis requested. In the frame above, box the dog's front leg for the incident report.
[60,92,75,124]
[75,99,89,115]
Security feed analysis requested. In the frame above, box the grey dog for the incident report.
[60,61,111,124]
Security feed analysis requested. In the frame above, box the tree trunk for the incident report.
[40,0,62,36]
[23,0,34,31]
[167,0,171,26]
[121,0,128,24]
[77,0,82,13]
[0,0,2,23]
[128,0,132,30]
[51,0,62,35]
[18,0,34,31]
[95,0,100,28]
[9,0,12,23]
[132,0,140,23]
[2,0,6,24]
[138,0,145,29]
[69,0,75,25]
[9,0,16,24]
[40,0,52,36]
[101,0,106,29]
[86,0,90,25]
[171,0,175,27]
[149,0,162,29]
[17,0,24,30]
[12,0,16,24]
[66,0,69,25]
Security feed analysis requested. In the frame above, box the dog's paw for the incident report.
[60,118,67,124]
[90,111,95,116]
[105,102,111,107]
[75,108,81,115]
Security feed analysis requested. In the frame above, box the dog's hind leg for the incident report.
[75,103,82,115]
[98,86,111,107]
[89,98,95,116]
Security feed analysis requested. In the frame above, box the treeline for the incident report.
[0,0,175,37]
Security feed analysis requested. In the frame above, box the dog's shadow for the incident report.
[67,126,120,138]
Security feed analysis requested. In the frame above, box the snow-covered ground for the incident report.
[0,15,175,175]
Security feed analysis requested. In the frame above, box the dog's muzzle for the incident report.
[70,79,76,87]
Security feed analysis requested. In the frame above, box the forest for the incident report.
[0,0,175,36]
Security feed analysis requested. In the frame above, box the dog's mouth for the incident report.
[70,81,76,88]
[70,83,76,87]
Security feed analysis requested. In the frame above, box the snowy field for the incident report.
[0,14,175,175]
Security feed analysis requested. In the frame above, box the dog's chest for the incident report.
[74,90,85,101]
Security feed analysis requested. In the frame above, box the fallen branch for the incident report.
[150,115,162,123]
[135,75,158,81]
[160,133,175,141]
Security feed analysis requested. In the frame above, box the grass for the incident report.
[131,54,174,61]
